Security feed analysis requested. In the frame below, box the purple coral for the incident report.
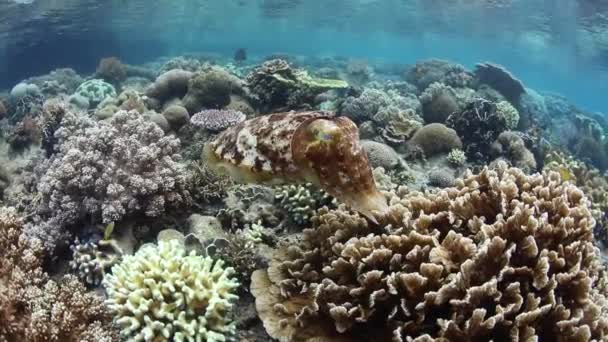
[190,109,246,132]
[35,110,191,228]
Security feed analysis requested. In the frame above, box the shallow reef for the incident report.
[0,54,608,342]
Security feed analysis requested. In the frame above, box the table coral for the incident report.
[251,162,608,341]
[103,239,239,342]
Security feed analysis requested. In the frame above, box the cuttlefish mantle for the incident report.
[203,111,388,222]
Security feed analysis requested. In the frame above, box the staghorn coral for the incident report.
[446,98,511,161]
[0,207,119,341]
[491,131,537,173]
[103,239,240,342]
[275,183,333,226]
[407,123,462,157]
[190,109,246,132]
[251,162,608,341]
[35,110,191,229]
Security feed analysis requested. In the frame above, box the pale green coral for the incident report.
[74,79,116,108]
[496,100,520,129]
[275,183,333,226]
[103,240,239,342]
[447,148,467,167]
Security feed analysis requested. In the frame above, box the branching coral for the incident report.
[447,148,467,167]
[251,162,608,341]
[35,110,192,230]
[103,239,240,342]
[446,99,511,161]
[0,207,119,341]
[275,183,333,226]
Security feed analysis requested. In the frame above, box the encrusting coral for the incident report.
[251,162,608,341]
[0,207,119,341]
[103,239,240,342]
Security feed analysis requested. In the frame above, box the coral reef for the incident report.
[275,183,333,226]
[96,57,127,85]
[490,131,537,173]
[103,239,240,341]
[446,99,511,161]
[73,79,117,109]
[145,69,194,106]
[251,162,608,341]
[474,62,526,104]
[407,59,475,90]
[34,110,191,230]
[162,104,190,130]
[419,82,461,123]
[246,59,348,112]
[70,237,123,286]
[0,207,119,341]
[407,123,462,157]
[360,140,402,170]
[190,109,246,132]
[427,167,455,187]
[182,66,242,112]
[446,148,467,167]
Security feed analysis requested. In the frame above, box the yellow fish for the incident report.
[203,111,388,222]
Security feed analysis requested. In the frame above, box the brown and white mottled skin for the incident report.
[203,111,388,222]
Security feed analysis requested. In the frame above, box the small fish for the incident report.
[203,111,388,222]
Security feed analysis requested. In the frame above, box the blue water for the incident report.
[1,0,607,113]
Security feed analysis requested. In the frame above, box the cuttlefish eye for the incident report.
[309,119,339,143]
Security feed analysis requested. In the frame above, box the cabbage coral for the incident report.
[103,239,239,342]
[251,162,608,341]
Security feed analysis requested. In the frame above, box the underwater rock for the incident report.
[162,104,190,129]
[474,62,525,104]
[203,111,388,222]
[360,140,402,170]
[182,67,242,113]
[145,69,194,104]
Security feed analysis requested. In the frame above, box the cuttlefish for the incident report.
[203,111,389,222]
